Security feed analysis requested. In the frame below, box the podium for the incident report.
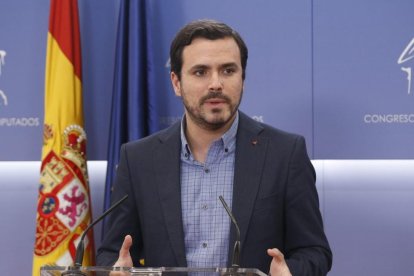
[40,266,268,276]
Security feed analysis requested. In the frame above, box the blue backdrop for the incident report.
[2,0,413,161]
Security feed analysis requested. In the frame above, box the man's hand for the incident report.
[113,235,133,267]
[267,248,292,276]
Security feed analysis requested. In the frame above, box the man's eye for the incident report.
[223,68,235,75]
[194,70,206,76]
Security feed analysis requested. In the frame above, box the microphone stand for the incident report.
[219,195,241,269]
[62,194,128,276]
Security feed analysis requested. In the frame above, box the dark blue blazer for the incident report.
[97,112,332,275]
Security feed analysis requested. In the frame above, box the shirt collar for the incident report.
[180,111,239,157]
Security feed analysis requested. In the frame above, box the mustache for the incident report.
[199,91,231,105]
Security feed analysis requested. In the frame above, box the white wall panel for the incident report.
[1,160,413,275]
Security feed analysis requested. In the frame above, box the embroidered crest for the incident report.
[56,182,88,230]
[34,216,70,256]
[38,194,59,217]
[35,124,90,257]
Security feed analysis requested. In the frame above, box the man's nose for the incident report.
[208,72,223,91]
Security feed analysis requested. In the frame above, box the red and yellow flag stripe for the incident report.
[33,0,94,274]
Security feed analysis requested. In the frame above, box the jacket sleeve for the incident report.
[284,136,332,275]
[96,143,144,266]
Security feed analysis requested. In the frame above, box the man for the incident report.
[97,19,332,275]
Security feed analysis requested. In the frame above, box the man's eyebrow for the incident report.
[188,62,240,71]
[220,62,239,68]
[190,64,209,69]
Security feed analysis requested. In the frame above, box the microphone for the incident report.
[62,194,129,276]
[219,195,241,268]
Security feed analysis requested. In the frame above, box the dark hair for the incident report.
[170,19,248,80]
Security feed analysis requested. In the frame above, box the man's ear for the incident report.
[170,72,182,97]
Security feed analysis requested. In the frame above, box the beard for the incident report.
[182,90,242,131]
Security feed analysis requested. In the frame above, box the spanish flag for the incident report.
[33,0,95,274]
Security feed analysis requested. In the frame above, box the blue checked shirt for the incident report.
[180,113,239,268]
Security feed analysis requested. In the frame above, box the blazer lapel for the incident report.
[228,113,269,264]
[153,123,187,267]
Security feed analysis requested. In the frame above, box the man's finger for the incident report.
[113,235,133,268]
[267,248,292,276]
[119,235,133,259]
[267,248,284,261]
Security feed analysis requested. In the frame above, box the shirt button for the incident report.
[224,148,229,153]
[202,204,208,210]
[204,168,210,173]
[202,242,207,248]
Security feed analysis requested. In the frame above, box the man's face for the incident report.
[171,37,244,131]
